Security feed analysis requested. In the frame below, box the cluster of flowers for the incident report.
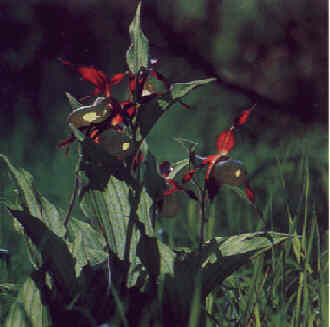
[159,106,256,203]
[57,58,172,151]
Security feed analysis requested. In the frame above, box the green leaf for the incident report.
[67,217,108,277]
[168,159,190,179]
[174,137,199,153]
[137,236,176,279]
[8,209,77,298]
[0,154,78,297]
[69,123,85,142]
[65,92,82,110]
[0,154,66,238]
[80,176,154,264]
[170,78,216,101]
[126,2,149,74]
[199,231,291,297]
[4,277,52,327]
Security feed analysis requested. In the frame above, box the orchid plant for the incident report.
[0,3,292,326]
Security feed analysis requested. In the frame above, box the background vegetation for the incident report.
[0,0,328,326]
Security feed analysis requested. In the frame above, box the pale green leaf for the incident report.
[4,277,52,327]
[170,78,216,101]
[126,2,149,74]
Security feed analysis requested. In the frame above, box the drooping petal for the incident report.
[163,179,182,195]
[216,129,235,155]
[159,161,173,178]
[111,114,124,126]
[56,134,75,150]
[245,183,255,203]
[206,176,221,201]
[110,73,126,86]
[182,168,199,183]
[61,59,111,97]
[233,104,255,128]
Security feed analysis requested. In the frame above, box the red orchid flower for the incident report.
[159,161,197,201]
[60,59,126,98]
[182,105,256,202]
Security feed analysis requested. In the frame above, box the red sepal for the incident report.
[233,105,255,128]
[110,73,126,86]
[245,183,255,203]
[206,177,221,201]
[163,179,183,195]
[182,168,199,183]
[216,129,235,155]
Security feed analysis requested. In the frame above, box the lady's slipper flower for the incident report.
[159,161,197,201]
[60,59,126,98]
[182,105,256,202]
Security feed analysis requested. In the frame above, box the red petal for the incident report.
[163,179,181,195]
[56,135,75,149]
[111,114,124,126]
[233,104,255,128]
[129,73,137,93]
[159,161,172,178]
[216,129,235,155]
[182,169,199,183]
[206,177,221,201]
[245,183,255,203]
[184,189,198,201]
[205,162,215,180]
[110,73,126,86]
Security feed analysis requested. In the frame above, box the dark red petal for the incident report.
[206,177,221,201]
[159,161,172,178]
[245,183,255,203]
[182,169,199,183]
[132,151,144,172]
[163,179,180,195]
[179,101,192,110]
[184,189,198,201]
[216,129,235,155]
[129,73,137,93]
[110,73,126,86]
[111,114,124,126]
[76,66,109,89]
[233,104,255,128]
[56,135,75,149]
[205,162,215,180]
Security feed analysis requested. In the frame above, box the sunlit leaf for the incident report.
[170,78,216,101]
[67,217,108,277]
[126,2,149,74]
[4,277,51,327]
[198,232,291,297]
[65,92,82,110]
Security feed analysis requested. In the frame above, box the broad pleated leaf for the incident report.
[137,236,176,280]
[8,209,77,297]
[170,78,216,101]
[67,217,108,277]
[0,154,65,238]
[126,2,149,74]
[199,232,291,297]
[4,277,51,327]
[80,175,154,263]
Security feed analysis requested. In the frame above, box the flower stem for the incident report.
[199,183,208,249]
